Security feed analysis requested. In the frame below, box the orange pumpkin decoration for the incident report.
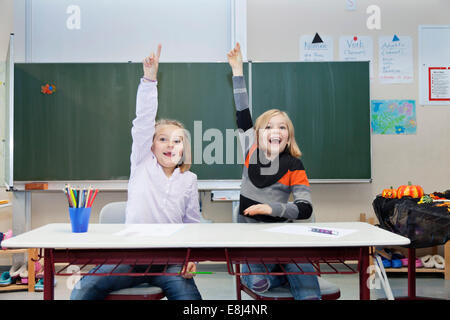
[382,186,397,199]
[397,181,424,199]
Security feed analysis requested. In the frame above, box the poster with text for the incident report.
[299,35,334,61]
[428,67,450,101]
[378,35,413,84]
[339,35,374,79]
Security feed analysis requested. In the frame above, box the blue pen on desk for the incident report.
[309,228,339,236]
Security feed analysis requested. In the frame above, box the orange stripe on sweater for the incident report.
[278,170,310,187]
[244,144,258,168]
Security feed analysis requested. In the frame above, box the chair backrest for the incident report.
[232,202,315,223]
[99,201,127,224]
[98,201,167,301]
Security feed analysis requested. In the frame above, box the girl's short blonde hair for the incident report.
[253,109,302,158]
[153,119,192,173]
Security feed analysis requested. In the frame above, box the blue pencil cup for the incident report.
[69,207,92,233]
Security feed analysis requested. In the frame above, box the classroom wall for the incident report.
[0,0,449,263]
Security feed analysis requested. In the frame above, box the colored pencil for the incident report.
[64,187,73,207]
[85,187,92,208]
[70,187,77,208]
[79,188,84,208]
[88,189,99,207]
[84,189,88,207]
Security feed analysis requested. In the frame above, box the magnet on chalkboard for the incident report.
[312,33,323,44]
[41,83,56,95]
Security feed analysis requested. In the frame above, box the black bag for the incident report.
[372,196,450,248]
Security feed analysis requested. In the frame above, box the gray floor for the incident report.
[0,263,448,300]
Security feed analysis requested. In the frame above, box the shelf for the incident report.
[0,249,28,255]
[0,284,28,292]
[385,267,445,273]
[0,248,38,293]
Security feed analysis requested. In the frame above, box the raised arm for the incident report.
[130,45,162,174]
[227,43,254,154]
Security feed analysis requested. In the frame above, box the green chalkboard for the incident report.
[13,61,370,182]
[251,62,371,180]
[13,63,248,181]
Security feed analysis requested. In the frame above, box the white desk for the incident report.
[3,222,410,300]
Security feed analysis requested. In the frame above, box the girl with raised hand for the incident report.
[227,43,321,300]
[71,45,202,300]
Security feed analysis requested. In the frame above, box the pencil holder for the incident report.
[69,207,92,233]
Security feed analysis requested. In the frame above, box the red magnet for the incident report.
[41,84,56,95]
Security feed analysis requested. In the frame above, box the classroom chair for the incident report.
[99,201,165,300]
[232,205,341,300]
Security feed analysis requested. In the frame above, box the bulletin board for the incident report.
[419,25,450,105]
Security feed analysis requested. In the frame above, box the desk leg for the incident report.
[235,264,241,300]
[445,242,450,280]
[12,191,32,265]
[44,249,54,300]
[408,247,416,299]
[359,246,370,300]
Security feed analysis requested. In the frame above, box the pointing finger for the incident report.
[156,44,162,58]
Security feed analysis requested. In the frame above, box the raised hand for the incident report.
[143,44,162,81]
[227,42,243,76]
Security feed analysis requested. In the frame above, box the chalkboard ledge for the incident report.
[11,180,243,191]
[10,179,371,192]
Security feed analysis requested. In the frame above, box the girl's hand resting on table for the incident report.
[243,204,272,216]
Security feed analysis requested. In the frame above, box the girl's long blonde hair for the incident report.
[253,109,302,158]
[153,119,192,173]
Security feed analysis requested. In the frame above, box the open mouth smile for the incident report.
[268,137,282,144]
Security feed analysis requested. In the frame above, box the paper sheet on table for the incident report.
[114,224,185,237]
[263,225,357,238]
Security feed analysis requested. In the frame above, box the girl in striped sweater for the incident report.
[227,43,321,300]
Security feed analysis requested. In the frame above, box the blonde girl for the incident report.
[71,45,202,300]
[227,43,320,300]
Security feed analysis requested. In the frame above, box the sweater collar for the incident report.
[248,148,291,188]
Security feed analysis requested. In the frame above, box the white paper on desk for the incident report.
[114,224,185,238]
[263,225,357,238]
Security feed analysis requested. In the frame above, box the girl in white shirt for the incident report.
[126,45,200,226]
[71,45,202,300]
